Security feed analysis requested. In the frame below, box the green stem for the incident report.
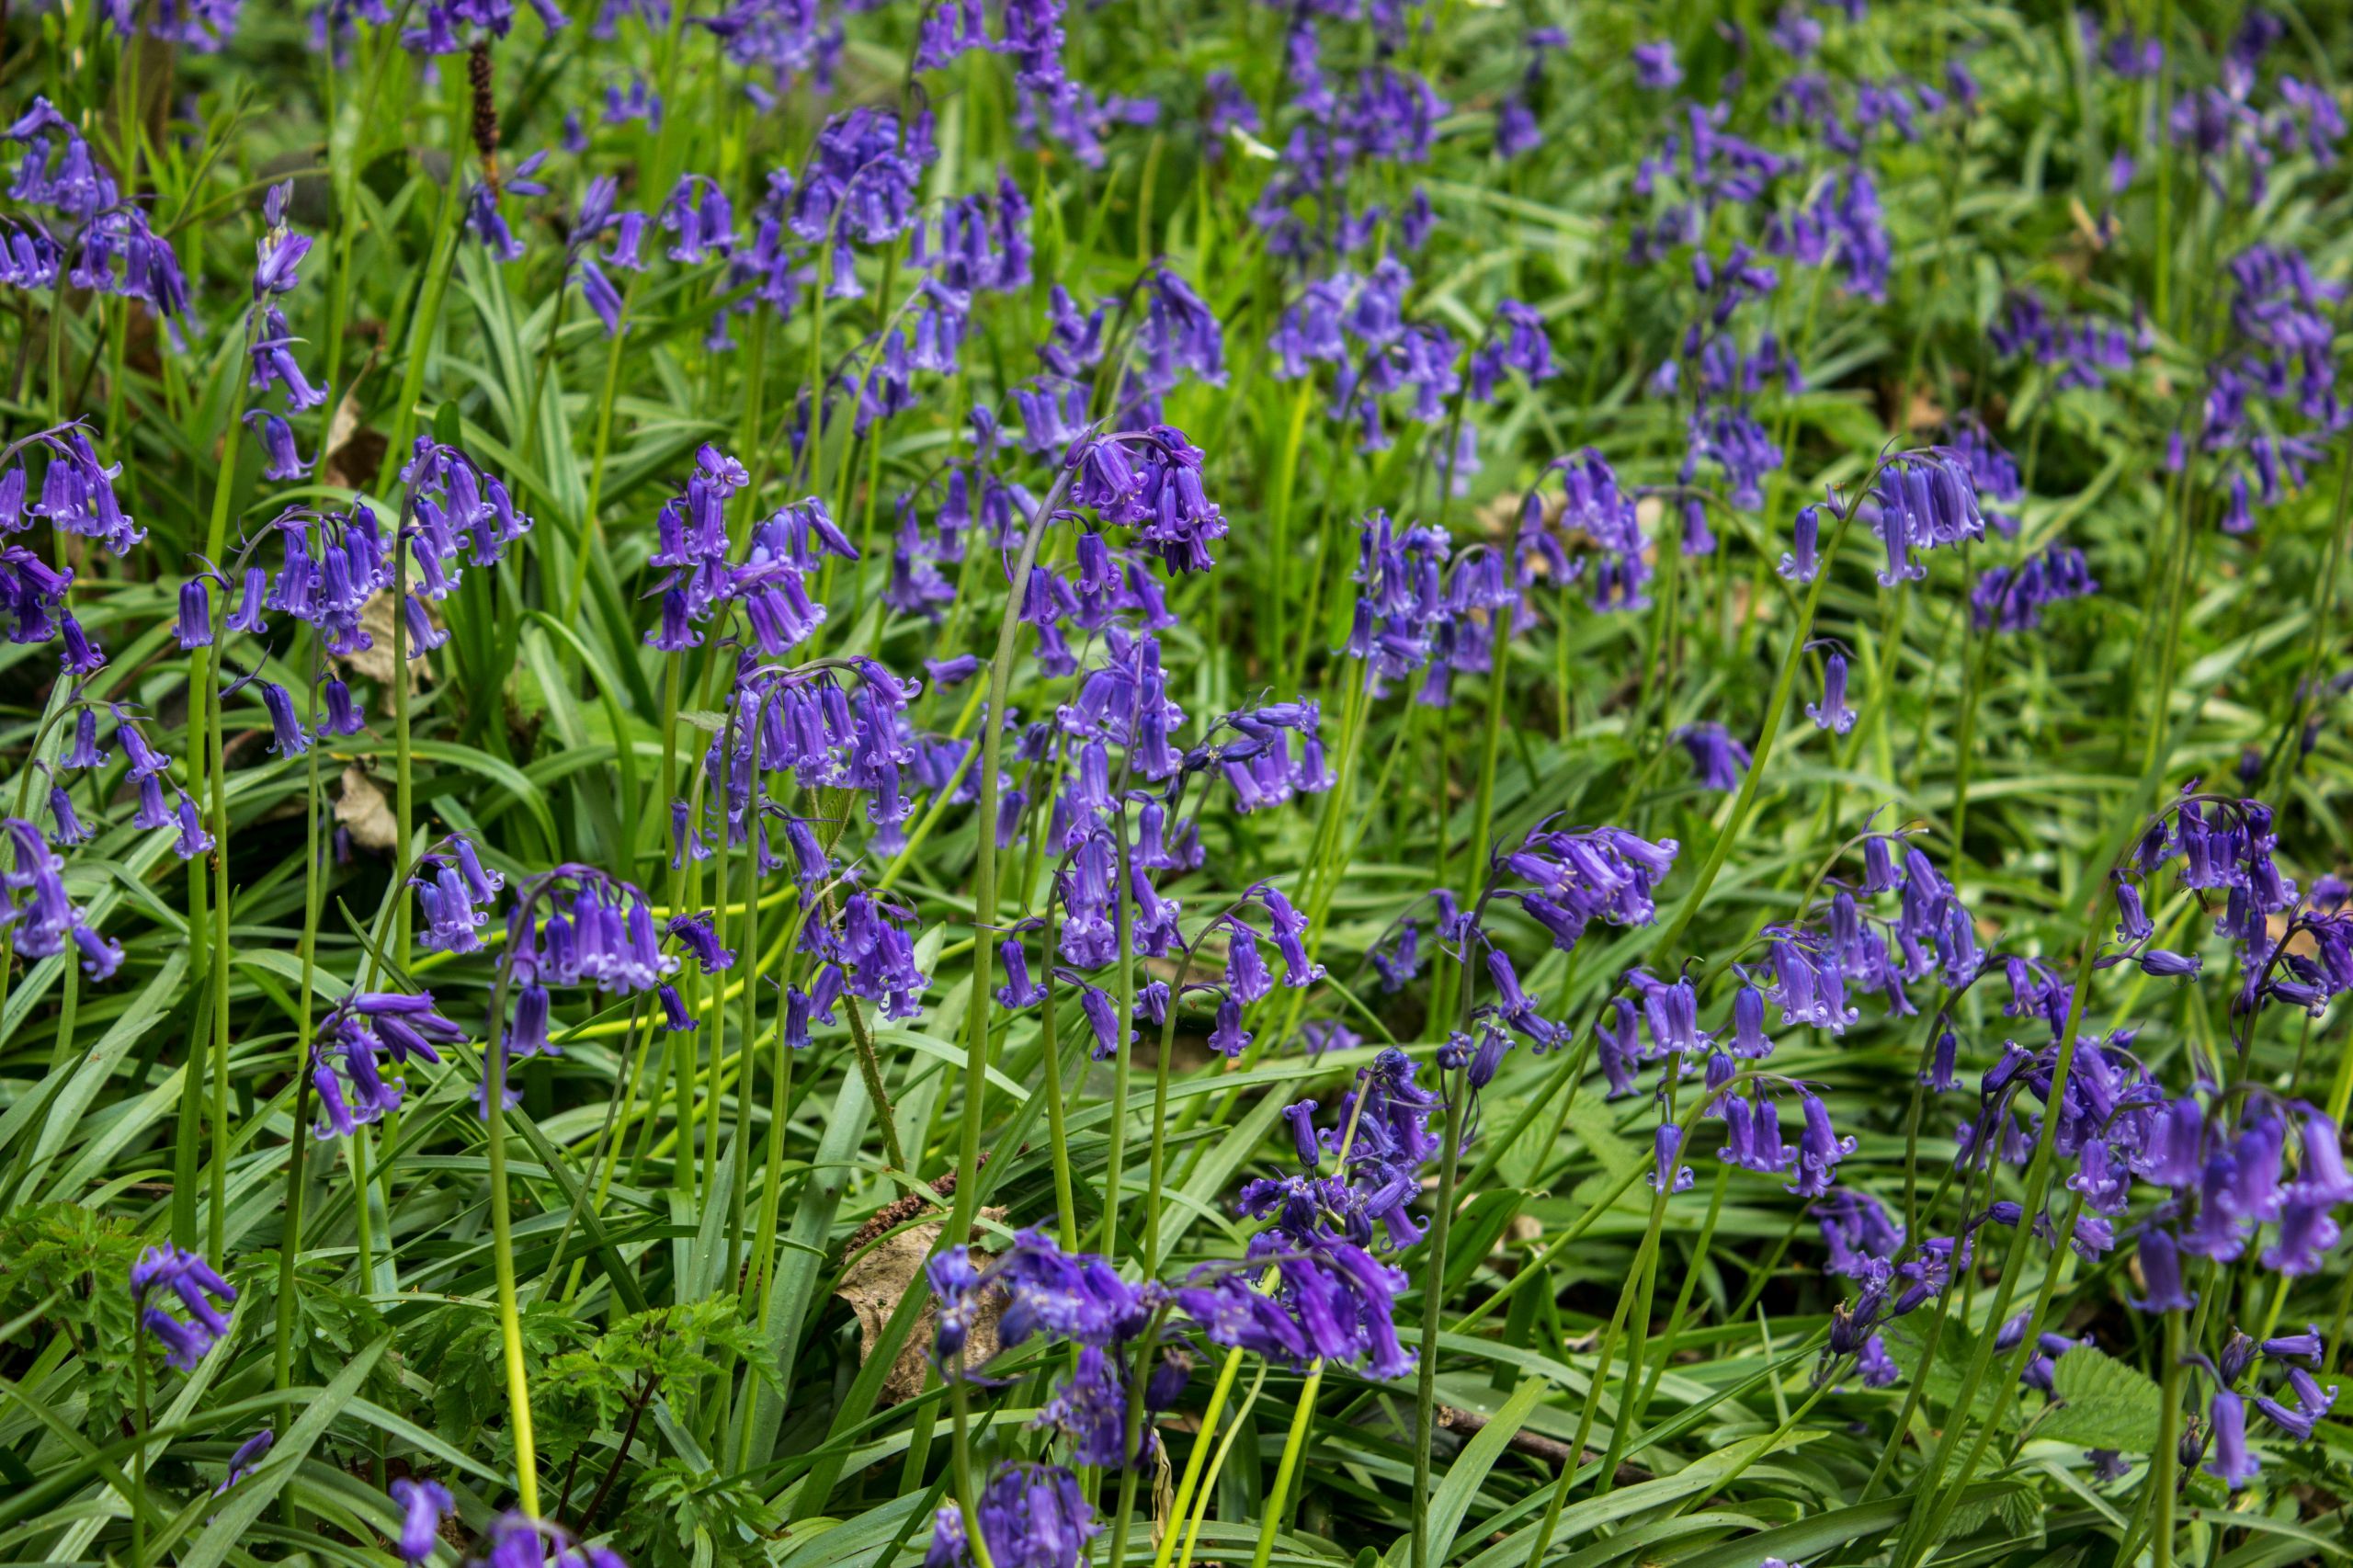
[950,462,1080,1243]
[274,644,328,1452]
[1465,632,1510,897]
[191,334,253,1264]
[560,271,640,635]
[1038,903,1078,1253]
[1408,1063,1469,1568]
[484,958,540,1516]
[131,1336,148,1568]
[1098,817,1137,1258]
[1644,504,1859,968]
[1248,1363,1324,1568]
[1944,620,1998,865]
[949,1378,999,1568]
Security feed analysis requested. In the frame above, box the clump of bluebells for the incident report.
[6,2,2352,1566]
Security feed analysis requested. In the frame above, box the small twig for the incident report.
[578,1372,660,1531]
[1432,1404,1650,1485]
[842,1150,997,1258]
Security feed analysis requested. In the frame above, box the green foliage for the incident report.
[2036,1349,2164,1454]
[539,1299,774,1471]
[0,4,2349,1568]
[0,1202,141,1426]
[409,1300,592,1457]
[623,1459,788,1568]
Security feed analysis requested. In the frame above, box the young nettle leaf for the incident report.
[406,1299,589,1451]
[2035,1347,2165,1453]
[623,1459,784,1568]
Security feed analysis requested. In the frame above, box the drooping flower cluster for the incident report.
[397,439,535,633]
[2199,245,2346,539]
[1270,259,1470,457]
[1971,544,2099,633]
[926,1230,1179,1470]
[923,1462,1100,1568]
[131,1245,237,1371]
[1858,450,1988,585]
[309,989,467,1139]
[3,100,188,319]
[2181,1330,2340,1491]
[472,1511,629,1568]
[0,816,122,980]
[251,501,392,664]
[442,864,678,1113]
[565,174,651,334]
[2,421,145,680]
[1175,1046,1438,1379]
[246,180,326,412]
[1517,449,1651,613]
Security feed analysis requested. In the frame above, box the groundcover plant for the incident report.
[0,1,2347,1566]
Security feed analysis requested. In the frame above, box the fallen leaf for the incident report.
[339,593,435,690]
[323,372,369,470]
[335,765,397,853]
[835,1208,1006,1406]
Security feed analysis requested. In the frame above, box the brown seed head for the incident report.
[468,42,500,185]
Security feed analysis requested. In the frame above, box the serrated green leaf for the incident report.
[2035,1348,2164,1452]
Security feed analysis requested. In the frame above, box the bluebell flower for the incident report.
[175,578,212,650]
[131,1244,236,1370]
[244,412,311,481]
[993,1229,1151,1349]
[317,677,366,738]
[929,1462,1097,1568]
[390,1477,454,1562]
[1176,1233,1413,1379]
[1971,544,2098,632]
[1283,1098,1322,1168]
[2250,1365,2330,1440]
[1805,649,1858,733]
[2261,1193,2340,1275]
[2,816,121,977]
[1677,722,1750,791]
[2127,1226,2200,1312]
[1649,1123,1695,1193]
[212,1427,272,1494]
[2205,1390,2261,1489]
[1209,994,1252,1057]
[255,678,309,757]
[1036,1345,1153,1468]
[60,709,106,771]
[1784,1091,1857,1198]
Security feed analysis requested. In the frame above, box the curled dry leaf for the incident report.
[335,765,397,853]
[835,1206,1006,1406]
[339,591,436,691]
[320,348,383,491]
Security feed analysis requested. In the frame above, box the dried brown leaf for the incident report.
[835,1208,1006,1406]
[338,593,435,690]
[335,765,397,853]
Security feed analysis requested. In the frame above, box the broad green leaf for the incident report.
[2035,1347,2164,1452]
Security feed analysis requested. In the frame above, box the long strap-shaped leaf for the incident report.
[1664,1481,2028,1568]
[174,1333,392,1568]
[1388,1378,1548,1568]
[1,950,187,1202]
